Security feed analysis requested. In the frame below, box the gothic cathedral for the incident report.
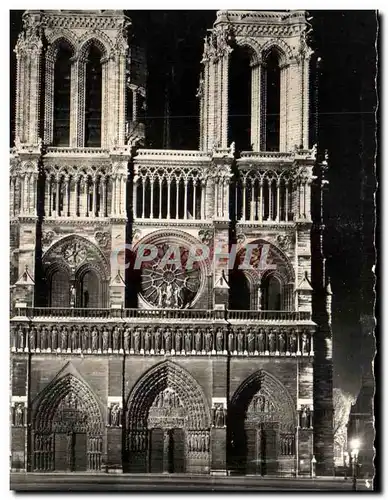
[10,10,334,476]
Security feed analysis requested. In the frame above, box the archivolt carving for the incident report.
[126,361,211,431]
[33,374,103,434]
[230,369,296,432]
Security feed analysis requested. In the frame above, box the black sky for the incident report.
[9,10,378,396]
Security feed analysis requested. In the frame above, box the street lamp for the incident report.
[350,438,361,491]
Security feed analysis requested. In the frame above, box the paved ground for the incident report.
[10,473,373,492]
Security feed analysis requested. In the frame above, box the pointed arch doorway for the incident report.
[32,374,104,472]
[125,361,211,474]
[228,370,297,476]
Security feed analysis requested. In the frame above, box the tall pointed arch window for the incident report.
[261,50,281,152]
[84,44,103,147]
[53,44,72,146]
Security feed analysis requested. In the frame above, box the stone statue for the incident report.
[195,329,202,351]
[91,328,98,351]
[214,404,225,428]
[61,327,68,351]
[216,328,223,352]
[124,328,130,352]
[300,406,308,428]
[81,326,88,351]
[165,283,173,308]
[268,331,276,353]
[71,327,78,351]
[154,328,161,352]
[205,433,210,451]
[257,329,264,353]
[112,327,119,351]
[142,328,149,351]
[175,329,182,352]
[70,284,76,307]
[279,331,286,353]
[301,332,309,353]
[289,330,297,352]
[185,330,191,352]
[257,395,265,412]
[110,404,120,427]
[15,403,24,426]
[247,329,255,352]
[200,434,205,452]
[205,329,213,351]
[228,332,234,352]
[17,326,24,350]
[29,327,36,351]
[164,390,171,408]
[237,330,244,353]
[306,406,312,427]
[134,329,140,352]
[102,328,109,351]
[164,329,172,351]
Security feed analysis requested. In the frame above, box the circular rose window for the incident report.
[140,243,202,309]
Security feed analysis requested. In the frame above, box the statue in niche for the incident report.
[71,327,78,351]
[301,332,309,353]
[133,329,140,352]
[306,406,312,427]
[110,404,120,427]
[17,326,24,350]
[257,329,264,353]
[200,434,205,452]
[216,328,223,352]
[61,327,68,351]
[300,406,308,428]
[29,327,36,350]
[91,327,98,351]
[165,283,173,308]
[237,329,244,353]
[164,329,172,351]
[113,327,120,351]
[205,329,213,351]
[205,433,210,451]
[154,328,161,352]
[289,330,297,352]
[124,328,130,351]
[51,326,57,350]
[279,330,286,353]
[15,403,24,426]
[195,329,202,351]
[247,329,255,352]
[175,329,182,352]
[228,331,234,352]
[144,327,151,351]
[268,331,276,353]
[185,329,191,352]
[70,284,76,307]
[102,328,109,351]
[81,327,88,351]
[214,404,225,428]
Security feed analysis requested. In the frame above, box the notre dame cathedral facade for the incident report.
[10,10,334,476]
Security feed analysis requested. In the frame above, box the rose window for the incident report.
[140,244,201,309]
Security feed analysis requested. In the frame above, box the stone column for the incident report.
[251,62,261,151]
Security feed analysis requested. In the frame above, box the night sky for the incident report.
[9,10,378,396]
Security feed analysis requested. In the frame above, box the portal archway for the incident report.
[32,374,104,472]
[125,361,211,474]
[228,370,296,476]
